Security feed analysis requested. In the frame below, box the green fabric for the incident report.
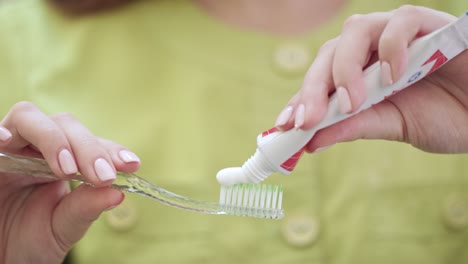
[0,0,467,263]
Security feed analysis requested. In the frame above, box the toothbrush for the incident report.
[0,152,284,219]
[217,12,468,186]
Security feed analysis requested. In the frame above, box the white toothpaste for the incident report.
[217,13,468,186]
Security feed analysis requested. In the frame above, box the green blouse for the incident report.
[0,0,467,263]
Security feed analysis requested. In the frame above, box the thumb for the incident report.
[52,184,124,251]
[306,100,405,152]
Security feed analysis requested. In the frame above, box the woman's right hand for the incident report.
[275,6,468,153]
[0,102,141,264]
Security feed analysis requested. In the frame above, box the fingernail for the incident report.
[336,87,352,114]
[275,106,293,127]
[0,126,12,142]
[119,150,140,163]
[381,61,393,86]
[58,149,78,175]
[94,158,116,182]
[294,104,305,129]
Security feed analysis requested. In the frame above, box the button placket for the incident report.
[282,213,320,247]
[280,169,323,250]
[272,43,311,76]
[105,198,139,232]
[442,193,468,231]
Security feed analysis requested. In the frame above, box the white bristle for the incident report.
[218,183,284,219]
[225,186,233,210]
[231,186,239,208]
[254,185,261,209]
[236,184,244,207]
[242,185,249,208]
[219,186,226,206]
[265,186,272,209]
[259,185,266,209]
[277,186,283,210]
[272,185,278,209]
[248,185,255,208]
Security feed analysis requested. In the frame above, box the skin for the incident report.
[195,0,346,36]
[0,1,347,262]
[1,3,467,264]
[0,0,345,264]
[0,103,139,263]
[275,6,468,153]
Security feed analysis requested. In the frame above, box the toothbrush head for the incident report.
[218,183,284,219]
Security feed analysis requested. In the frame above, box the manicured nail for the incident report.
[58,149,78,175]
[381,61,393,86]
[94,158,116,182]
[336,87,352,114]
[294,104,305,129]
[0,126,12,142]
[275,106,293,127]
[119,150,140,163]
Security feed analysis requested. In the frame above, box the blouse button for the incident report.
[105,198,138,232]
[282,213,320,247]
[442,193,468,231]
[272,43,311,76]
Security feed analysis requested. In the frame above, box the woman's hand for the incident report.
[0,102,141,263]
[275,5,468,153]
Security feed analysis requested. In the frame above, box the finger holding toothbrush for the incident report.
[0,102,141,263]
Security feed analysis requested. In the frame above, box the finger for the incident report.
[52,184,124,251]
[15,181,71,260]
[1,102,78,178]
[0,125,12,145]
[274,93,299,130]
[51,113,117,186]
[275,38,338,130]
[296,38,338,130]
[98,137,141,173]
[378,5,456,83]
[306,99,404,152]
[333,12,392,112]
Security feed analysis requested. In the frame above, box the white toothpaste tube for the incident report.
[217,13,468,186]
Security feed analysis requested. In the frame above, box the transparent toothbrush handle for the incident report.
[0,151,130,185]
[0,152,284,219]
[0,152,220,214]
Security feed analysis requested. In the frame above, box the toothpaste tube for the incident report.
[217,12,468,186]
